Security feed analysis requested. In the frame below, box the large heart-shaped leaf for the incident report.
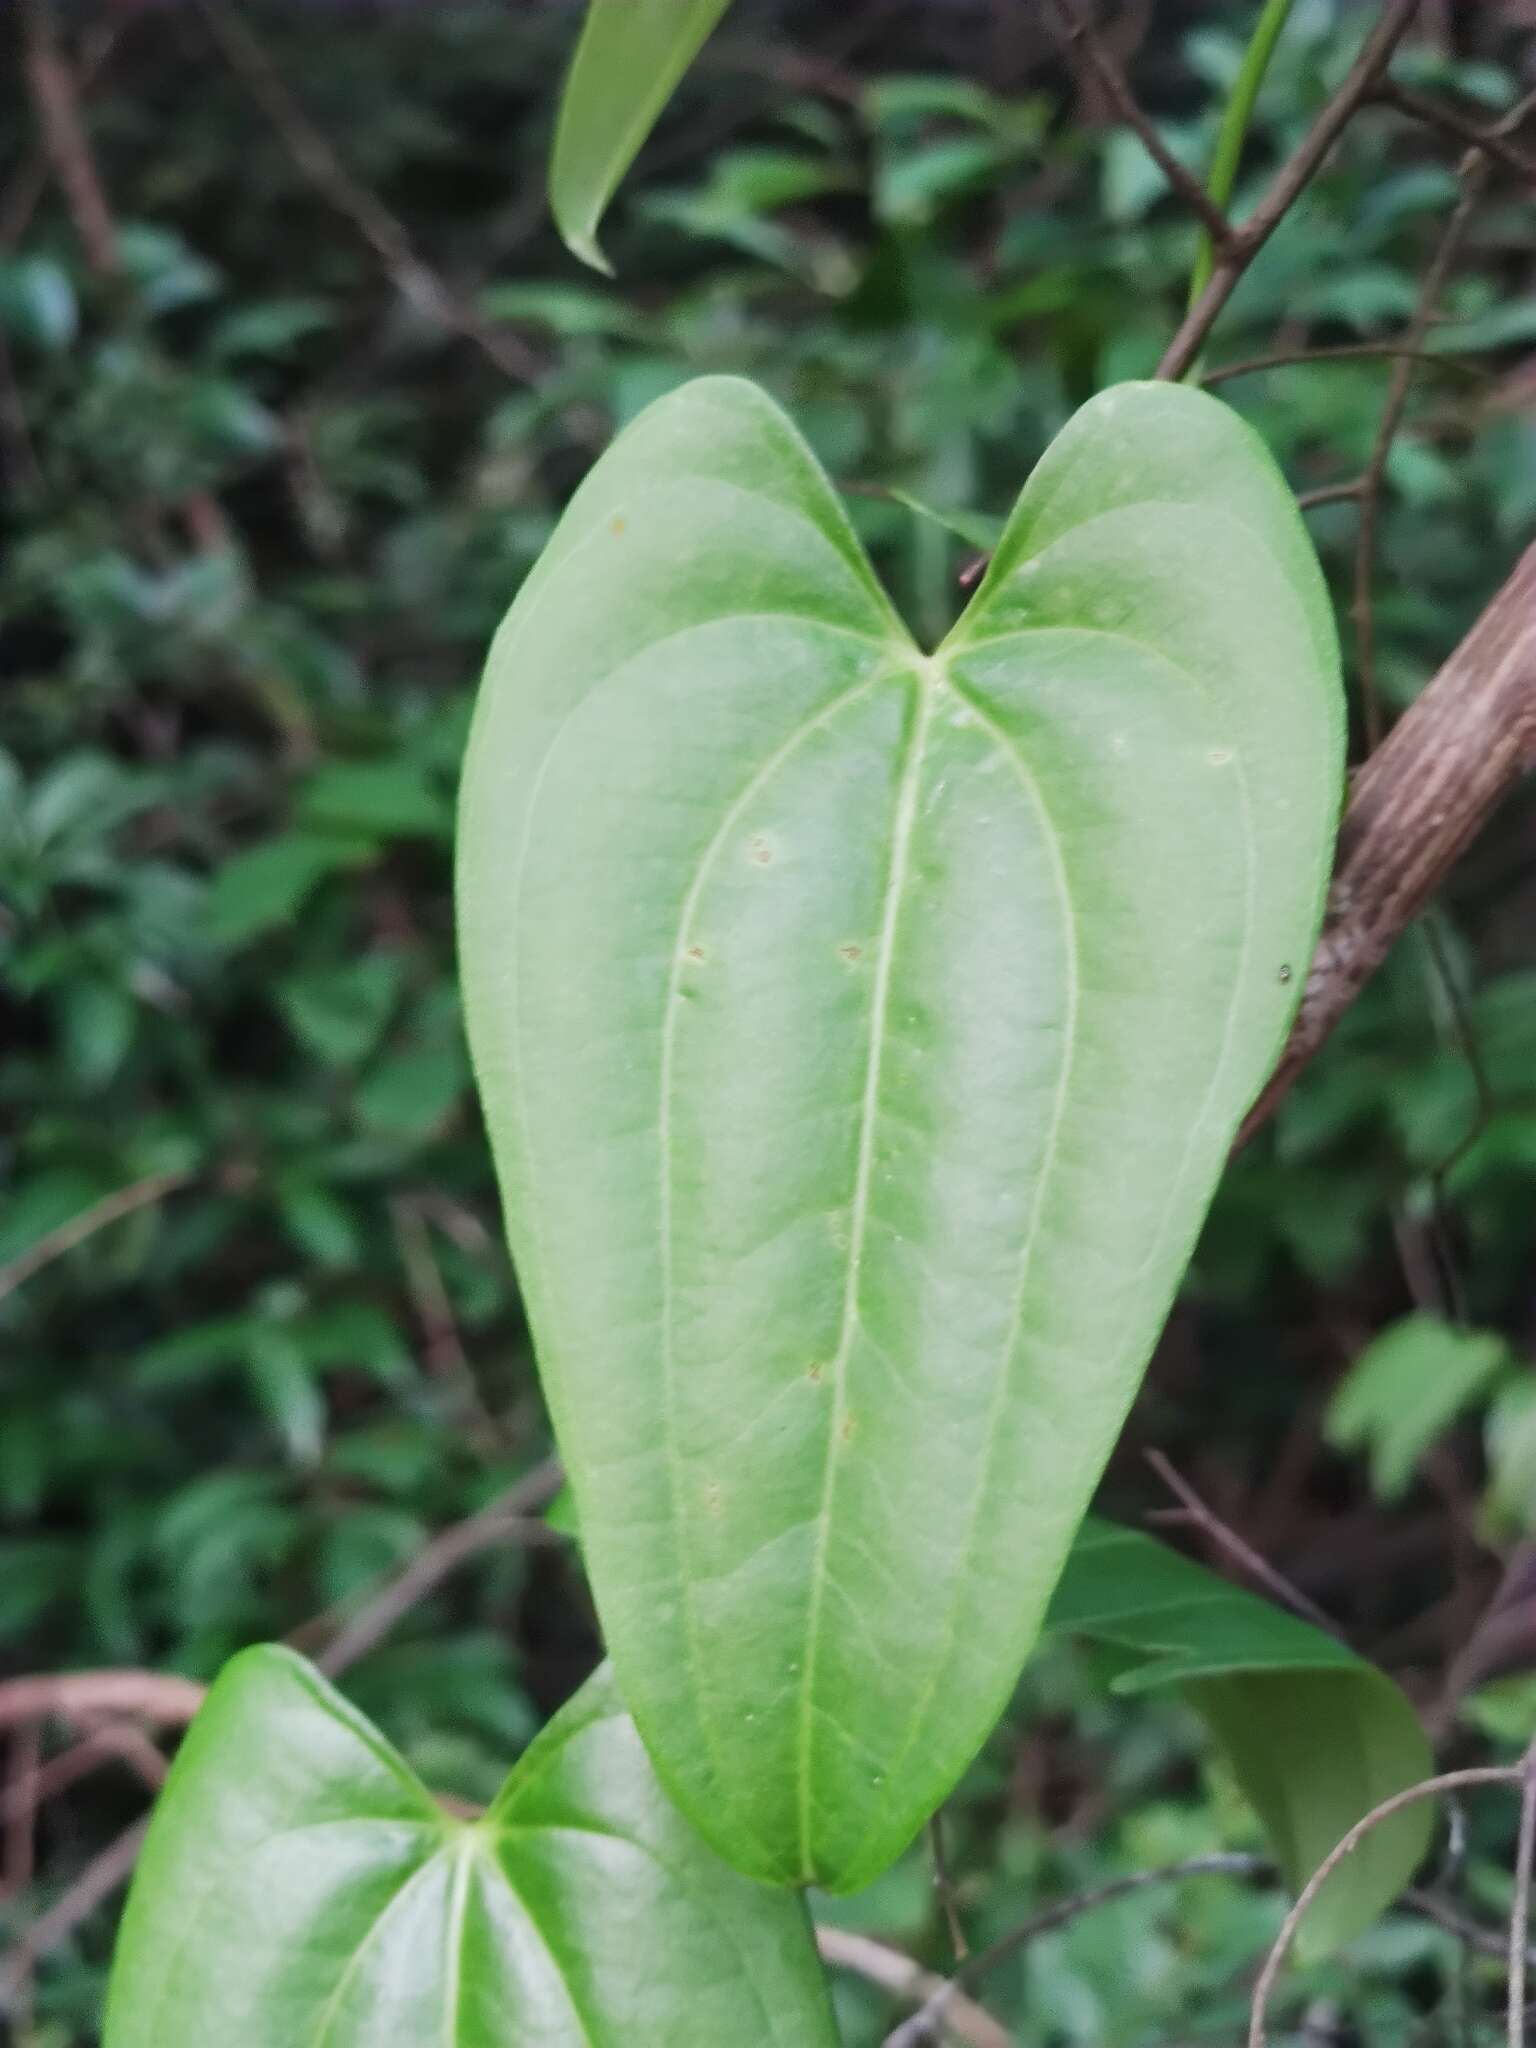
[550,0,736,272]
[1045,1519,1434,1954]
[457,375,1343,1890]
[103,1650,837,2047]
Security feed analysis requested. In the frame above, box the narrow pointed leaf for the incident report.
[457,375,1344,1889]
[1046,1518,1434,1955]
[104,1650,837,2047]
[550,0,736,271]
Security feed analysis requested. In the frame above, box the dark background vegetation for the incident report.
[5,1,1536,2039]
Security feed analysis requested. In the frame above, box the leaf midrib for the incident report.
[793,659,934,1881]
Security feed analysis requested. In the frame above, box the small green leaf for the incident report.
[104,1650,838,2048]
[298,761,449,840]
[549,0,736,271]
[278,956,404,1066]
[458,376,1343,1890]
[1046,1519,1434,1955]
[207,833,368,945]
[1326,1313,1511,1502]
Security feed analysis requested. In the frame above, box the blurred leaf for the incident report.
[0,255,78,351]
[205,833,369,944]
[277,956,404,1066]
[1046,1519,1435,1956]
[1326,1314,1511,1502]
[549,0,736,271]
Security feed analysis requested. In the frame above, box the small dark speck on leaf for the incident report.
[838,942,862,963]
[807,1363,824,1385]
[839,1414,857,1446]
[748,835,773,865]
[685,944,706,963]
[1278,963,1293,984]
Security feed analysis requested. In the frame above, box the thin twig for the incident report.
[886,1854,1267,2047]
[1043,0,1233,242]
[1296,478,1368,510]
[1,1724,41,1903]
[1409,1886,1536,1967]
[0,13,125,254]
[390,1195,505,1457]
[1157,0,1423,381]
[928,1811,969,1961]
[1354,153,1485,751]
[310,1458,566,1678]
[1377,81,1536,183]
[19,0,118,275]
[0,1817,149,2010]
[1248,1766,1522,2047]
[0,1670,206,1731]
[1144,1448,1340,1633]
[816,1928,1011,2048]
[0,1169,196,1305]
[189,0,539,382]
[1510,1743,1536,2045]
[1203,341,1482,386]
[0,1725,166,1828]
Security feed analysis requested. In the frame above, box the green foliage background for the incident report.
[5,2,1536,2040]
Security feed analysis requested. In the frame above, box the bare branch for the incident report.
[817,1927,1010,2048]
[0,1169,196,1306]
[1203,341,1482,386]
[1511,1745,1536,2046]
[1144,1448,1340,1633]
[1296,478,1367,510]
[1354,155,1485,750]
[0,1817,149,2008]
[0,1725,166,1827]
[927,1811,969,1961]
[0,1671,206,1731]
[1377,81,1536,183]
[188,0,540,383]
[19,0,118,275]
[1240,541,1536,1138]
[310,1458,566,1679]
[1157,0,1422,382]
[1043,0,1234,243]
[1248,1766,1521,2046]
[391,1194,506,1458]
[887,1854,1267,2047]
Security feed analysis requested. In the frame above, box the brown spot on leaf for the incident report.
[838,943,862,963]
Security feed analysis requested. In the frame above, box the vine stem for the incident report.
[1184,0,1296,323]
[1247,1765,1522,2047]
[1508,1743,1536,2046]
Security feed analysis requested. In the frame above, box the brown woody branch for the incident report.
[1241,542,1536,1141]
[189,0,539,384]
[1157,0,1421,381]
[1044,0,1234,243]
[19,0,118,275]
[0,1671,207,1730]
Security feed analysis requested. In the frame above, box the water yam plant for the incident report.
[7,1,1536,2042]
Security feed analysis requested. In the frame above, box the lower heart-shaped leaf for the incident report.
[103,1649,838,2047]
[458,374,1344,1890]
[1046,1519,1435,1955]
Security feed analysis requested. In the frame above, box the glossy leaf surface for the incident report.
[458,375,1344,1889]
[550,0,736,271]
[103,1649,837,2047]
[1046,1518,1434,1954]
